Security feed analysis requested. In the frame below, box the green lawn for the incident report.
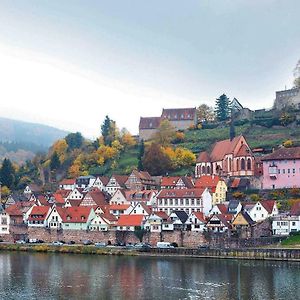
[281,234,300,246]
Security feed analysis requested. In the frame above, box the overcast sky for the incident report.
[0,0,299,137]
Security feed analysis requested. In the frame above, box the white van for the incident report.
[156,242,174,249]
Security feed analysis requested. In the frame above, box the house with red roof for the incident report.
[244,200,278,222]
[195,135,256,177]
[61,207,96,230]
[108,204,132,218]
[59,179,76,190]
[127,202,152,216]
[124,190,158,206]
[79,190,107,207]
[195,175,227,205]
[144,211,169,232]
[109,190,130,205]
[27,206,51,227]
[5,202,36,226]
[91,176,110,192]
[89,212,117,231]
[106,175,128,196]
[186,212,206,232]
[46,206,66,229]
[115,214,145,231]
[156,188,212,216]
[125,170,157,191]
[205,214,232,233]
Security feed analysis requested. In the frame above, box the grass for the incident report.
[281,234,300,246]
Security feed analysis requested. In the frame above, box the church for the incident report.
[195,135,255,178]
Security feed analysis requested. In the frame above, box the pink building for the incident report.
[262,147,300,189]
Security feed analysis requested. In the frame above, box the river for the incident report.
[0,252,299,299]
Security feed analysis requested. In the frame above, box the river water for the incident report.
[0,252,299,300]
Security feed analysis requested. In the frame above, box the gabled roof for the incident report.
[171,210,189,223]
[208,214,232,228]
[109,175,128,188]
[26,184,42,193]
[260,200,276,214]
[53,193,65,204]
[124,190,157,202]
[116,215,144,226]
[236,144,251,157]
[102,212,118,223]
[28,206,50,221]
[61,207,94,223]
[232,210,255,226]
[84,190,107,206]
[161,108,196,121]
[191,211,206,223]
[215,204,228,214]
[5,202,35,216]
[139,117,162,130]
[131,202,152,215]
[228,200,241,211]
[157,188,205,199]
[178,176,194,189]
[154,211,169,220]
[109,204,131,211]
[98,176,110,186]
[194,175,222,189]
[261,147,300,161]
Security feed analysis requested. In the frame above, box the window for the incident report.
[247,158,251,170]
[241,159,245,170]
[283,169,285,174]
[293,169,296,174]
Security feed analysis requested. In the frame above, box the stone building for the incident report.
[139,107,197,141]
[273,87,300,110]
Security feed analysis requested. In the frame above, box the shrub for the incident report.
[283,140,293,148]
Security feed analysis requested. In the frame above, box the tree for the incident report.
[101,116,119,146]
[197,104,215,123]
[215,94,231,121]
[65,132,83,150]
[294,59,300,88]
[50,151,61,171]
[0,158,15,188]
[51,139,68,163]
[142,143,171,175]
[138,140,145,171]
[154,119,176,146]
[120,128,136,148]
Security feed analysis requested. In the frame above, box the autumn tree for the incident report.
[143,143,171,175]
[51,139,68,163]
[154,119,176,146]
[0,158,15,189]
[197,104,215,123]
[120,128,136,148]
[65,132,83,150]
[294,59,300,88]
[163,147,196,169]
[215,94,231,121]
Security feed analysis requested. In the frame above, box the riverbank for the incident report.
[1,243,300,262]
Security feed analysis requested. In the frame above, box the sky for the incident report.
[0,0,299,137]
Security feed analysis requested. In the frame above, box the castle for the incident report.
[273,87,300,110]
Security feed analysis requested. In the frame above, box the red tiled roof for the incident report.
[99,176,110,186]
[61,207,93,223]
[231,178,241,188]
[260,200,276,214]
[102,212,118,223]
[53,193,65,204]
[139,117,162,129]
[83,190,107,206]
[161,108,196,121]
[261,147,300,161]
[55,190,71,198]
[59,179,76,186]
[28,206,50,221]
[5,202,35,216]
[194,175,222,189]
[161,176,180,187]
[109,204,131,211]
[216,204,228,214]
[236,144,251,157]
[116,215,144,226]
[110,175,129,187]
[157,188,205,199]
[196,151,211,163]
[192,212,206,223]
[154,211,169,220]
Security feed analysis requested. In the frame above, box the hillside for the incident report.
[0,117,68,163]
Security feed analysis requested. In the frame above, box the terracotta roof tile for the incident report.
[157,188,205,199]
[116,215,144,226]
[161,108,196,121]
[139,117,161,129]
[262,147,300,161]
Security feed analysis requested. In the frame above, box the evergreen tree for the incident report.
[215,94,231,121]
[65,132,83,150]
[50,151,61,171]
[0,158,15,188]
[101,116,118,146]
[138,140,145,171]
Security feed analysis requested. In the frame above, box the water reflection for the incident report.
[0,253,299,299]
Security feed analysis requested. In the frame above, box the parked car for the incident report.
[29,238,38,244]
[16,240,26,244]
[52,241,64,246]
[95,242,106,248]
[67,241,75,245]
[156,242,174,249]
[83,240,92,245]
[198,244,210,250]
[134,243,152,251]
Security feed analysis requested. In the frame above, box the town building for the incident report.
[272,214,300,236]
[195,135,256,177]
[243,200,278,222]
[125,170,157,191]
[261,147,300,189]
[155,188,212,216]
[106,175,128,196]
[273,87,300,110]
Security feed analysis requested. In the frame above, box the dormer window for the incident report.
[67,215,71,221]
[81,216,85,220]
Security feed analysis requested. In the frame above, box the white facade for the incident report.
[0,212,10,234]
[186,212,206,232]
[272,215,300,236]
[89,215,109,231]
[46,207,63,229]
[66,188,84,200]
[109,190,129,205]
[92,177,107,192]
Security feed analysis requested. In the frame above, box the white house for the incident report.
[0,209,9,234]
[272,214,300,236]
[27,206,51,228]
[92,176,109,192]
[156,188,212,216]
[115,214,145,231]
[106,175,128,196]
[66,188,85,201]
[89,215,110,231]
[46,206,64,229]
[127,203,152,216]
[59,179,76,190]
[186,212,206,232]
[109,190,129,205]
[244,201,278,222]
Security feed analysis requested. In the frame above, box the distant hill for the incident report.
[0,117,68,164]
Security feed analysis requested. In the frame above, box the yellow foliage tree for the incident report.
[154,119,176,146]
[121,132,136,148]
[52,139,68,163]
[112,140,124,152]
[1,186,10,200]
[163,146,196,169]
[68,163,81,177]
